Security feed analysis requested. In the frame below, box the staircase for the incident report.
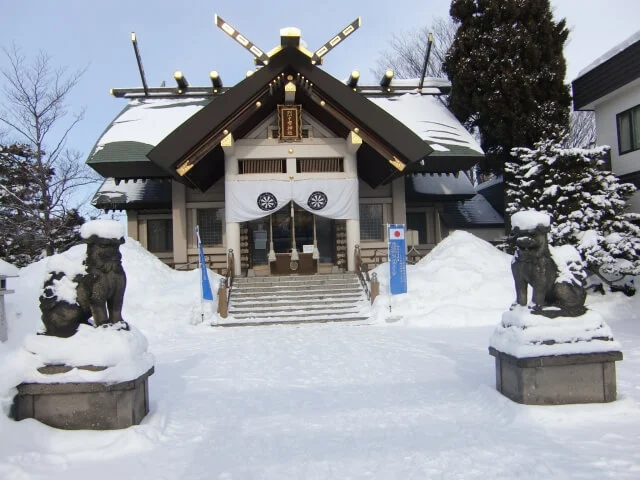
[219,273,371,327]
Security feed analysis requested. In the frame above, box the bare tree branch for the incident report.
[373,17,458,79]
[0,46,95,260]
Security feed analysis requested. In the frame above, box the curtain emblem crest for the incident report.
[307,191,328,210]
[257,192,277,211]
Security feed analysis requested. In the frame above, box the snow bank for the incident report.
[371,231,514,327]
[490,305,621,357]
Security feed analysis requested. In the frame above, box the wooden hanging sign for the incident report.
[278,104,302,142]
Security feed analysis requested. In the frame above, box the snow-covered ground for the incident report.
[1,232,639,479]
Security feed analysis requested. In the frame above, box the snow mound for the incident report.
[119,239,222,336]
[371,231,514,327]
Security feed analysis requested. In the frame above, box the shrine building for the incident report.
[87,17,502,276]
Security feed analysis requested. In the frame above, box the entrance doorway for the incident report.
[246,202,335,275]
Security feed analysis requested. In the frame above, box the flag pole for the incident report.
[387,223,392,315]
[196,225,204,323]
[196,225,215,323]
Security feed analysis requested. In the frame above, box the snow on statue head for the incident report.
[509,210,587,318]
[39,220,128,337]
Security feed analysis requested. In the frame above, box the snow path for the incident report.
[3,322,639,479]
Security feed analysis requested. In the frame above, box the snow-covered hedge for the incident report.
[506,138,640,279]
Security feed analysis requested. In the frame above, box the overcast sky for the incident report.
[2,0,639,163]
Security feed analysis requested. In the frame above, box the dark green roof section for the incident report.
[85,98,210,179]
[87,141,168,178]
[88,140,152,164]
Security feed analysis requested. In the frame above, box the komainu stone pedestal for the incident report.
[489,348,621,405]
[13,366,154,430]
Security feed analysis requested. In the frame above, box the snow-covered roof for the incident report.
[410,173,476,196]
[0,258,19,277]
[87,85,482,183]
[577,30,640,78]
[389,77,451,89]
[95,97,210,151]
[86,98,211,177]
[368,93,483,157]
[477,175,503,191]
[441,194,504,228]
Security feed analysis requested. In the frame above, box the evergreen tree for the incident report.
[506,139,640,282]
[0,143,83,267]
[443,0,571,174]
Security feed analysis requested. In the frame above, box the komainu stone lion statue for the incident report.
[510,211,587,318]
[39,221,128,337]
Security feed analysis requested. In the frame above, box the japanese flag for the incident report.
[389,226,404,240]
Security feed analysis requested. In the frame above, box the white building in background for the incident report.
[572,30,640,213]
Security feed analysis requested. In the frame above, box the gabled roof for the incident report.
[148,47,436,190]
[87,44,483,190]
[572,30,640,110]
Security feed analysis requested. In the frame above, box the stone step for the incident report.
[229,289,364,302]
[231,281,361,294]
[232,273,358,284]
[230,296,362,309]
[215,316,371,328]
[228,304,368,319]
[229,302,365,315]
[223,273,370,327]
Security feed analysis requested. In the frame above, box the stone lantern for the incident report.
[0,258,19,342]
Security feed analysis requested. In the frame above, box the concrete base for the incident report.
[489,348,622,405]
[13,366,154,430]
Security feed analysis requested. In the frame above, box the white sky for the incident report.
[2,0,639,162]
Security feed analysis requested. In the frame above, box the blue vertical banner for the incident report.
[388,224,407,295]
[196,225,214,301]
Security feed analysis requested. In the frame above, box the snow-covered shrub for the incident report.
[506,138,640,283]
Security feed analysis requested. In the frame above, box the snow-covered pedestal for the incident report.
[489,306,622,405]
[12,324,155,430]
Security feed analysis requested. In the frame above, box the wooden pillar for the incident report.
[171,180,188,265]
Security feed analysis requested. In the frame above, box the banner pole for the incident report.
[196,225,204,324]
[387,224,392,315]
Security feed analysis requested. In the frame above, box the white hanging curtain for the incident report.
[225,180,291,223]
[291,178,359,220]
[225,177,359,223]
